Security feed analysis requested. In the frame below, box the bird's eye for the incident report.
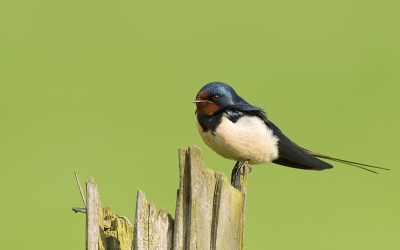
[212,94,221,101]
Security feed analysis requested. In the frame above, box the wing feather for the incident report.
[228,106,389,173]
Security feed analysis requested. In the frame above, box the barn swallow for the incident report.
[193,82,389,180]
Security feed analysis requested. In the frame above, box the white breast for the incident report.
[196,114,279,164]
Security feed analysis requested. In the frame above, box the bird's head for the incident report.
[193,82,241,115]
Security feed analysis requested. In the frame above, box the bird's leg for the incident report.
[231,160,251,183]
[231,161,241,183]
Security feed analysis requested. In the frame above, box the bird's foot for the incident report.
[231,160,250,184]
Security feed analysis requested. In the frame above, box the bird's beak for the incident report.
[193,100,213,104]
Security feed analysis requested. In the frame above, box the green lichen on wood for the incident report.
[102,206,134,250]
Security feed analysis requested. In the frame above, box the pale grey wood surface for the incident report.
[149,206,173,249]
[86,178,105,250]
[133,190,150,250]
[173,146,248,250]
[133,190,174,250]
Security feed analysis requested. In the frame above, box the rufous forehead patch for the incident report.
[196,91,211,100]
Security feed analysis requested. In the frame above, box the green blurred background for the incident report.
[1,1,399,249]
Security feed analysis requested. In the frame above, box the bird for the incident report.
[193,82,389,181]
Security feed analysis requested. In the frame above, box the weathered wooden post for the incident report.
[74,146,249,250]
